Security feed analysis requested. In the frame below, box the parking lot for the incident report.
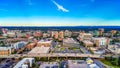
[0,58,16,68]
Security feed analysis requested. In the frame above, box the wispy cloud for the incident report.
[52,0,69,12]
[0,9,8,11]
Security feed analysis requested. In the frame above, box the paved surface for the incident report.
[94,59,105,68]
[80,46,91,54]
[52,41,57,48]
[0,58,15,68]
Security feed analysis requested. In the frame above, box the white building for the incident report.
[13,58,35,68]
[7,32,16,37]
[64,30,72,37]
[12,41,28,49]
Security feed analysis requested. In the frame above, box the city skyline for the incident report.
[0,0,120,26]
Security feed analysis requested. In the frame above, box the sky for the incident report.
[0,0,120,26]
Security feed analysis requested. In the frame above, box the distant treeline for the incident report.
[1,26,120,31]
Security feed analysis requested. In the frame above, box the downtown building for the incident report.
[92,37,110,47]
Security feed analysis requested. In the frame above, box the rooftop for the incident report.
[13,58,35,68]
[40,62,59,68]
[68,60,88,68]
[63,38,79,44]
[83,40,93,44]
[28,46,50,54]
[38,39,52,43]
[0,47,11,50]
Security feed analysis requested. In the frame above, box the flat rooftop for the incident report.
[0,47,11,50]
[28,46,50,54]
[63,38,79,44]
[40,62,59,68]
[68,60,88,68]
[83,40,93,44]
[38,40,52,43]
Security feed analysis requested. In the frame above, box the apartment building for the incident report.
[37,40,52,47]
[78,33,92,41]
[0,47,11,55]
[13,58,35,68]
[92,37,110,47]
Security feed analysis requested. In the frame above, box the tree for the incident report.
[32,63,36,67]
[0,30,3,36]
[118,56,120,66]
[111,57,119,66]
[0,41,5,47]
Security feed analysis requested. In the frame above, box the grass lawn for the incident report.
[100,59,120,68]
[60,48,65,51]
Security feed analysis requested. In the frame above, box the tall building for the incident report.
[42,33,48,38]
[98,28,104,36]
[59,31,64,38]
[64,30,72,37]
[92,37,110,47]
[34,31,42,37]
[111,30,117,35]
[51,31,58,39]
[54,31,58,39]
[93,30,99,36]
[78,32,92,41]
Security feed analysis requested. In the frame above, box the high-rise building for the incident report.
[58,31,64,41]
[59,31,64,38]
[98,28,104,36]
[78,32,92,41]
[64,30,72,37]
[93,30,99,36]
[92,37,110,47]
[111,30,117,35]
[51,31,58,39]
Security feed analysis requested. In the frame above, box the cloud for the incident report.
[52,0,69,12]
[0,9,8,11]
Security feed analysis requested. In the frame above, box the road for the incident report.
[94,59,105,68]
[80,46,91,54]
[0,53,102,58]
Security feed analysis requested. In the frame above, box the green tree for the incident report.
[32,63,36,67]
[111,57,119,66]
[0,30,3,36]
[118,57,120,66]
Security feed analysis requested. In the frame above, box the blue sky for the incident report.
[0,0,120,26]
